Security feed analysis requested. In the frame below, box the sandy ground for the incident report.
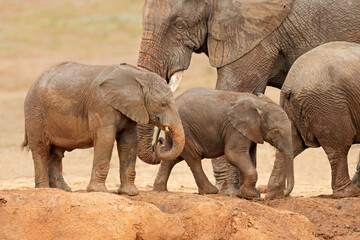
[1,1,360,239]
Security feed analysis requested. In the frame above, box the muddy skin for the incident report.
[153,88,294,199]
[22,62,184,195]
[280,42,360,198]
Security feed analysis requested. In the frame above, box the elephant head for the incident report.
[138,0,292,79]
[98,64,185,164]
[227,93,294,196]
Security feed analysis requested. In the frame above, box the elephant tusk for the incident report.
[169,71,183,92]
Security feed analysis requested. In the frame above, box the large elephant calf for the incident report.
[22,62,185,195]
[153,88,294,199]
[280,41,360,198]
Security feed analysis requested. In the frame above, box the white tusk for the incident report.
[169,71,184,93]
[164,126,170,132]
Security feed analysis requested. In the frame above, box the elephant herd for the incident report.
[23,0,360,199]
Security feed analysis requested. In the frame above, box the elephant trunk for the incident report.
[137,124,161,165]
[283,150,294,196]
[155,124,185,161]
[138,42,166,78]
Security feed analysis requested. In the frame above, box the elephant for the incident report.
[152,88,294,199]
[22,62,185,195]
[136,0,360,195]
[278,41,360,198]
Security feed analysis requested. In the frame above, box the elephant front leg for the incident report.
[323,146,360,198]
[116,126,139,196]
[212,156,239,195]
[87,126,116,193]
[153,158,182,192]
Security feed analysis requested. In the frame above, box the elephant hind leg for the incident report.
[48,147,71,192]
[153,157,182,192]
[225,150,258,199]
[323,146,360,198]
[30,145,51,188]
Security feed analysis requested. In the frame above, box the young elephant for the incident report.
[152,88,294,199]
[22,62,184,195]
[278,41,360,198]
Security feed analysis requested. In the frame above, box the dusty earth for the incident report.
[0,0,360,239]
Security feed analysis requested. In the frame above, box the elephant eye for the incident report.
[161,102,167,108]
[174,18,187,29]
[272,129,280,136]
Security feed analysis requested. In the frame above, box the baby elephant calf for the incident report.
[153,88,294,199]
[22,62,184,195]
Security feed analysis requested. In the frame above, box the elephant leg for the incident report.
[212,156,239,195]
[153,158,182,192]
[86,126,116,193]
[116,126,139,196]
[351,153,360,188]
[225,140,257,199]
[48,148,71,191]
[186,157,218,195]
[31,145,50,188]
[266,124,306,198]
[323,146,360,198]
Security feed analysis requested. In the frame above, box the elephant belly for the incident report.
[46,116,94,151]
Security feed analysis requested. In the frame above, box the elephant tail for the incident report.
[21,129,29,151]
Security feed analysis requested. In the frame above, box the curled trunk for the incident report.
[137,124,160,165]
[155,124,185,162]
[137,123,185,164]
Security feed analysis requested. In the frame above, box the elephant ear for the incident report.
[227,97,264,144]
[98,66,149,124]
[208,0,293,67]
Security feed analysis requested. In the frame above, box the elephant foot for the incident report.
[153,183,168,192]
[118,183,139,196]
[237,185,257,200]
[86,182,108,193]
[35,182,50,188]
[215,181,239,196]
[49,176,71,192]
[198,184,219,195]
[332,183,360,198]
[265,183,286,199]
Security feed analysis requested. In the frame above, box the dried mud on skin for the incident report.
[0,189,316,240]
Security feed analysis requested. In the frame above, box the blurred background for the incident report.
[0,0,358,196]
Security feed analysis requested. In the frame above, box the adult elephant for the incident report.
[137,0,360,194]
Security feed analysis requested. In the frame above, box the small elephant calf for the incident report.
[22,62,184,195]
[153,88,294,199]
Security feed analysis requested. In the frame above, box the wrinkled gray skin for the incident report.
[137,0,360,195]
[22,62,184,195]
[153,88,294,199]
[281,42,360,198]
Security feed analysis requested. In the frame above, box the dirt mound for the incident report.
[0,189,315,240]
[263,197,360,240]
